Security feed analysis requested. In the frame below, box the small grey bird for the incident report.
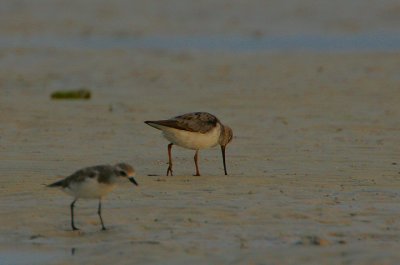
[145,112,233,176]
[47,163,138,231]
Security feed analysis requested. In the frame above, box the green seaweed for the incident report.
[51,89,91,100]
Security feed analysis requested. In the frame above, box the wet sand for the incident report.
[1,1,400,264]
[1,50,400,264]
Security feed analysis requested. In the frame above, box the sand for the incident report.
[1,1,400,265]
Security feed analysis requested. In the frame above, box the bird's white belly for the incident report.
[162,126,220,150]
[64,178,116,199]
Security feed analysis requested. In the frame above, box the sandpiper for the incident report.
[47,163,138,231]
[145,112,233,176]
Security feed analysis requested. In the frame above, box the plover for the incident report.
[145,112,233,176]
[47,163,138,231]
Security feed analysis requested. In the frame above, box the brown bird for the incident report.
[145,112,233,176]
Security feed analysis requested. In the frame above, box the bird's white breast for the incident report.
[64,178,116,199]
[161,123,221,150]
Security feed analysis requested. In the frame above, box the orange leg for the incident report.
[194,150,201,176]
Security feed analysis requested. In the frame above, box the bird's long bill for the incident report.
[221,145,228,175]
[128,177,139,186]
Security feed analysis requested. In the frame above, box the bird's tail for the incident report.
[47,178,64,187]
[144,120,171,131]
[144,121,160,129]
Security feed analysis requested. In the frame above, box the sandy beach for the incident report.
[1,1,400,264]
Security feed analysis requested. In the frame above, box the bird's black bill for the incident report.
[221,145,228,175]
[128,177,139,186]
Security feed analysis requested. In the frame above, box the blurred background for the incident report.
[1,0,400,51]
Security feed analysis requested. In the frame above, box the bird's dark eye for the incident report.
[119,171,127,176]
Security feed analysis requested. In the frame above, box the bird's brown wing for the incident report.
[146,112,219,133]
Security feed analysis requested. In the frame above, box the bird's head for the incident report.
[115,163,138,186]
[219,125,233,147]
[218,125,233,175]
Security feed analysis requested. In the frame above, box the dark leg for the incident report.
[221,145,228,175]
[70,199,79,231]
[194,150,201,176]
[98,199,106,231]
[167,143,174,176]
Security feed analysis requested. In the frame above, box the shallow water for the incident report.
[0,248,66,265]
[1,34,400,52]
